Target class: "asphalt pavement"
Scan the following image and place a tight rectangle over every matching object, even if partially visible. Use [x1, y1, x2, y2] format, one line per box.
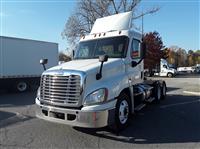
[0, 74, 200, 149]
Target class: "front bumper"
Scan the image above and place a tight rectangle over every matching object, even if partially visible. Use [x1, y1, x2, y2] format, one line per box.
[35, 98, 116, 128]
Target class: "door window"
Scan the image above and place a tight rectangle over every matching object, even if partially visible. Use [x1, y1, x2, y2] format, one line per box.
[163, 65, 167, 69]
[131, 39, 140, 59]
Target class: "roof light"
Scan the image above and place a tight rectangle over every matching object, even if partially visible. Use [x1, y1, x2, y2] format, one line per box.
[99, 33, 101, 37]
[119, 31, 121, 34]
[94, 34, 96, 37]
[103, 33, 106, 36]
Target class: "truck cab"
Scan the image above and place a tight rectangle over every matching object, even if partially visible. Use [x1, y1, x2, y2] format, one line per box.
[155, 59, 177, 77]
[35, 12, 166, 130]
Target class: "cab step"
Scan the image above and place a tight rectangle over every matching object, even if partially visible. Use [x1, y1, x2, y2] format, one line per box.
[145, 97, 155, 103]
[134, 103, 146, 111]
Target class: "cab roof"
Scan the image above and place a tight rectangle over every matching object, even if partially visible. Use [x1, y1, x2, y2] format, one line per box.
[91, 11, 132, 34]
[80, 30, 142, 42]
[80, 11, 142, 42]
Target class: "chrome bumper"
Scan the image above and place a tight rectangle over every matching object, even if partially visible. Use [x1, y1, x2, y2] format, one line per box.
[35, 98, 116, 128]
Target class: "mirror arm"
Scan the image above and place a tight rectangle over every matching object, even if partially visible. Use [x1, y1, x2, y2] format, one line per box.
[42, 64, 46, 71]
[96, 62, 103, 80]
[137, 58, 143, 65]
[132, 57, 144, 68]
[40, 59, 48, 71]
[96, 55, 108, 80]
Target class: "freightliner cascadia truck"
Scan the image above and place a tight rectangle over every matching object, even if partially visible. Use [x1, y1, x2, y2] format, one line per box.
[35, 12, 167, 130]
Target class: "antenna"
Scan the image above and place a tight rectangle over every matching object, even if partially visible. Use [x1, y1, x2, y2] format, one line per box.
[110, 0, 118, 14]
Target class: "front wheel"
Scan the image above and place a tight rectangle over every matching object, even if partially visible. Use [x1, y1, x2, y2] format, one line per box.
[167, 73, 173, 78]
[114, 93, 131, 131]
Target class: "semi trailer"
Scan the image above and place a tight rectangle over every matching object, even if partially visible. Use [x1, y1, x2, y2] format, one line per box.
[0, 36, 58, 92]
[35, 11, 167, 130]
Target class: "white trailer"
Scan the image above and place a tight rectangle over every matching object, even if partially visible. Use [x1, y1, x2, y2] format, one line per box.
[0, 36, 58, 92]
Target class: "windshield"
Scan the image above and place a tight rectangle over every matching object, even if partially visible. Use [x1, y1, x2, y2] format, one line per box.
[74, 36, 129, 59]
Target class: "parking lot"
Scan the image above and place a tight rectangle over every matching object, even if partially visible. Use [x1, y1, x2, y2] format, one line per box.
[0, 74, 200, 149]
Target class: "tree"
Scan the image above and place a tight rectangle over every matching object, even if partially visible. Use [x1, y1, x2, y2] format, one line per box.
[161, 47, 170, 59]
[167, 49, 176, 65]
[143, 31, 164, 70]
[194, 50, 200, 65]
[62, 0, 159, 52]
[59, 52, 72, 62]
[166, 46, 187, 68]
[165, 48, 200, 67]
[176, 48, 187, 67]
[188, 50, 200, 66]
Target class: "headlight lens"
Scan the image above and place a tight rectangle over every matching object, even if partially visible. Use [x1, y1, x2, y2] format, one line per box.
[36, 87, 40, 98]
[84, 88, 108, 105]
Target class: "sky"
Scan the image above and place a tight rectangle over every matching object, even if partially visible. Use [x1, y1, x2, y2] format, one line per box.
[0, 0, 199, 53]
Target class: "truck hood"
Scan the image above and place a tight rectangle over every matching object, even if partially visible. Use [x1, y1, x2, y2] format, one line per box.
[46, 58, 121, 73]
[42, 58, 126, 105]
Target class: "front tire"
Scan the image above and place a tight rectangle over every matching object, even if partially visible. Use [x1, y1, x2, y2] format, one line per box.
[114, 93, 131, 131]
[167, 73, 173, 78]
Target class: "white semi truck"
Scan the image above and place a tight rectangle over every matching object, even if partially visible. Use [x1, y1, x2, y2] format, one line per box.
[154, 59, 177, 77]
[0, 36, 58, 92]
[144, 59, 176, 77]
[35, 12, 167, 130]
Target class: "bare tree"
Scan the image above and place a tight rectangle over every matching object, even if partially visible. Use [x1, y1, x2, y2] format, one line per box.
[62, 0, 159, 52]
[59, 52, 72, 62]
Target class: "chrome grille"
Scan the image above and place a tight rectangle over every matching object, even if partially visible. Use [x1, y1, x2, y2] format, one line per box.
[40, 75, 81, 105]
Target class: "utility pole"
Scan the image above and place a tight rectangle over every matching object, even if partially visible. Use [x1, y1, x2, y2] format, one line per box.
[141, 11, 144, 41]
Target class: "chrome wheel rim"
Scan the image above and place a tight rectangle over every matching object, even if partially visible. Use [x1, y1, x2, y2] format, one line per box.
[119, 100, 129, 124]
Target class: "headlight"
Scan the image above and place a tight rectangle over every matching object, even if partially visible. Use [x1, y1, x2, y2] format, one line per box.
[36, 87, 40, 98]
[84, 88, 108, 105]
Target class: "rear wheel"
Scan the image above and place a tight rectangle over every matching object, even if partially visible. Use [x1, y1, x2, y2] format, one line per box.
[15, 81, 29, 92]
[161, 82, 167, 99]
[114, 93, 131, 131]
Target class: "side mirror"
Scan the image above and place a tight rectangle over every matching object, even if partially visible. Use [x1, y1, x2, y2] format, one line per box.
[140, 42, 146, 59]
[99, 55, 108, 62]
[40, 59, 48, 65]
[40, 59, 48, 70]
[96, 55, 108, 80]
[163, 65, 167, 69]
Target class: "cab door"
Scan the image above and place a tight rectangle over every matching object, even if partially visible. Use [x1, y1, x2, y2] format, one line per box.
[124, 38, 143, 85]
[160, 64, 168, 76]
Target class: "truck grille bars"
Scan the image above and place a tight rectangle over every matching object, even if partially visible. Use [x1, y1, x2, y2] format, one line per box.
[40, 75, 81, 106]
